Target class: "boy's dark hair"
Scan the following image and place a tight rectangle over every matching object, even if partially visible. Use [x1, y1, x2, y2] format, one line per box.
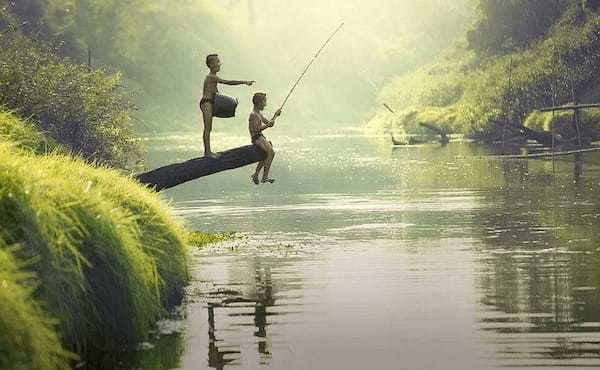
[206, 54, 218, 68]
[253, 92, 267, 105]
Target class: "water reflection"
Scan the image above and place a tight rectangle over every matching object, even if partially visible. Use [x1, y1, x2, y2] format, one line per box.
[474, 154, 600, 367]
[131, 132, 600, 369]
[187, 252, 306, 370]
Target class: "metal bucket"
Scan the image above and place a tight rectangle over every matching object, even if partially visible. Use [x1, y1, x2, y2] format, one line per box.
[213, 92, 238, 118]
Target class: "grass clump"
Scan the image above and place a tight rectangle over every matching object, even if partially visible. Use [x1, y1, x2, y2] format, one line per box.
[0, 129, 189, 360]
[0, 243, 75, 370]
[0, 111, 62, 154]
[187, 231, 231, 248]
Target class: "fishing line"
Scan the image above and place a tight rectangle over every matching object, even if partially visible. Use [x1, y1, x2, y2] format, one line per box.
[278, 22, 345, 111]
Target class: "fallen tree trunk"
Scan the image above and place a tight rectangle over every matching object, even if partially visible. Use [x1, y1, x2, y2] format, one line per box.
[136, 145, 266, 191]
[490, 119, 562, 147]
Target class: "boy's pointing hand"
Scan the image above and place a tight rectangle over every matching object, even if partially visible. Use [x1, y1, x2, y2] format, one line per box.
[246, 80, 256, 86]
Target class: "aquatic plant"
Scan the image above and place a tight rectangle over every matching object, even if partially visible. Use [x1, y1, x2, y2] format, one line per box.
[187, 231, 231, 248]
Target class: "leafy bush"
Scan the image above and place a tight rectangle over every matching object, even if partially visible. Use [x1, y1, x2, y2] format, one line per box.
[0, 28, 141, 168]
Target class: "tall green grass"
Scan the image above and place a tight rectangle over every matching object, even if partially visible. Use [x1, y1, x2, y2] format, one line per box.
[0, 243, 75, 370]
[0, 111, 62, 154]
[0, 112, 193, 364]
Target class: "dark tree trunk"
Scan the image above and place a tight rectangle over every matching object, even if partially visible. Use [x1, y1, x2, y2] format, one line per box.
[136, 145, 266, 191]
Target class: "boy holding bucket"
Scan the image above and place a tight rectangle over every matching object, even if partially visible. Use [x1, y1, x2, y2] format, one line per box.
[200, 54, 255, 158]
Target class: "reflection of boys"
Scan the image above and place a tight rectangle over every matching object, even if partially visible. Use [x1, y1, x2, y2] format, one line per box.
[248, 93, 281, 184]
[199, 54, 255, 158]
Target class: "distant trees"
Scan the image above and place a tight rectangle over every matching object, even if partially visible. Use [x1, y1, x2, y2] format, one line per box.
[467, 0, 572, 55]
[0, 0, 243, 127]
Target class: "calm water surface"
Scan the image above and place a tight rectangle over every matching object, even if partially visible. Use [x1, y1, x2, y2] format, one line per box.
[130, 128, 600, 370]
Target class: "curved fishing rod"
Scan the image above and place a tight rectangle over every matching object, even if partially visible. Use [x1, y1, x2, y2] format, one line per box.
[278, 22, 345, 112]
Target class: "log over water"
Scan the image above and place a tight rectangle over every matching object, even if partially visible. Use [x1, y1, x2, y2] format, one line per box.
[136, 145, 266, 191]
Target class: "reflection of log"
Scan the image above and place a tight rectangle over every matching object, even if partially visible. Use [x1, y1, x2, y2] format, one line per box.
[136, 145, 266, 191]
[491, 119, 562, 147]
[419, 122, 449, 144]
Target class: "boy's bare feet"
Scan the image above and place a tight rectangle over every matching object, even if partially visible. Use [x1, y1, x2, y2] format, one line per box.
[261, 178, 275, 184]
[204, 152, 221, 159]
[251, 174, 260, 185]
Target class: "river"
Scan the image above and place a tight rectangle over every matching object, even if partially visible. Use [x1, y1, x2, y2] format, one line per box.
[126, 128, 600, 370]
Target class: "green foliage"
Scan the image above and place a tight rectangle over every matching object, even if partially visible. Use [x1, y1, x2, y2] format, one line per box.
[370, 6, 600, 139]
[0, 110, 62, 154]
[0, 28, 141, 168]
[0, 120, 188, 357]
[467, 0, 571, 55]
[0, 0, 239, 128]
[1, 0, 476, 130]
[524, 108, 600, 132]
[0, 244, 75, 370]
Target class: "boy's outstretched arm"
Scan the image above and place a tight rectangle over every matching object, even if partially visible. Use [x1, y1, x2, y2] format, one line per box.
[217, 77, 255, 86]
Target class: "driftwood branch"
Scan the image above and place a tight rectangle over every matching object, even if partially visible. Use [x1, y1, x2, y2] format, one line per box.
[490, 119, 561, 147]
[538, 103, 600, 112]
[136, 145, 266, 191]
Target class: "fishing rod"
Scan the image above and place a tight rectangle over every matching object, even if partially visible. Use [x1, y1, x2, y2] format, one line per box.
[278, 22, 345, 111]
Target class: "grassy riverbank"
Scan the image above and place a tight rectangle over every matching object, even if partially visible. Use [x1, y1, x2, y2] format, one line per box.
[0, 112, 219, 369]
[368, 1, 600, 140]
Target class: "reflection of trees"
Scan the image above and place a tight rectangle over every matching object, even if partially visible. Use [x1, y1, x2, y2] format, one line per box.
[472, 155, 600, 362]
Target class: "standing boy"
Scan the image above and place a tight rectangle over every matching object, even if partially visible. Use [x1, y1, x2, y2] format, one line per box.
[249, 92, 281, 184]
[200, 54, 255, 158]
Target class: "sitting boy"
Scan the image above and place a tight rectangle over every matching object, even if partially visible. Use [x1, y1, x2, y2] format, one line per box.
[248, 92, 281, 184]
